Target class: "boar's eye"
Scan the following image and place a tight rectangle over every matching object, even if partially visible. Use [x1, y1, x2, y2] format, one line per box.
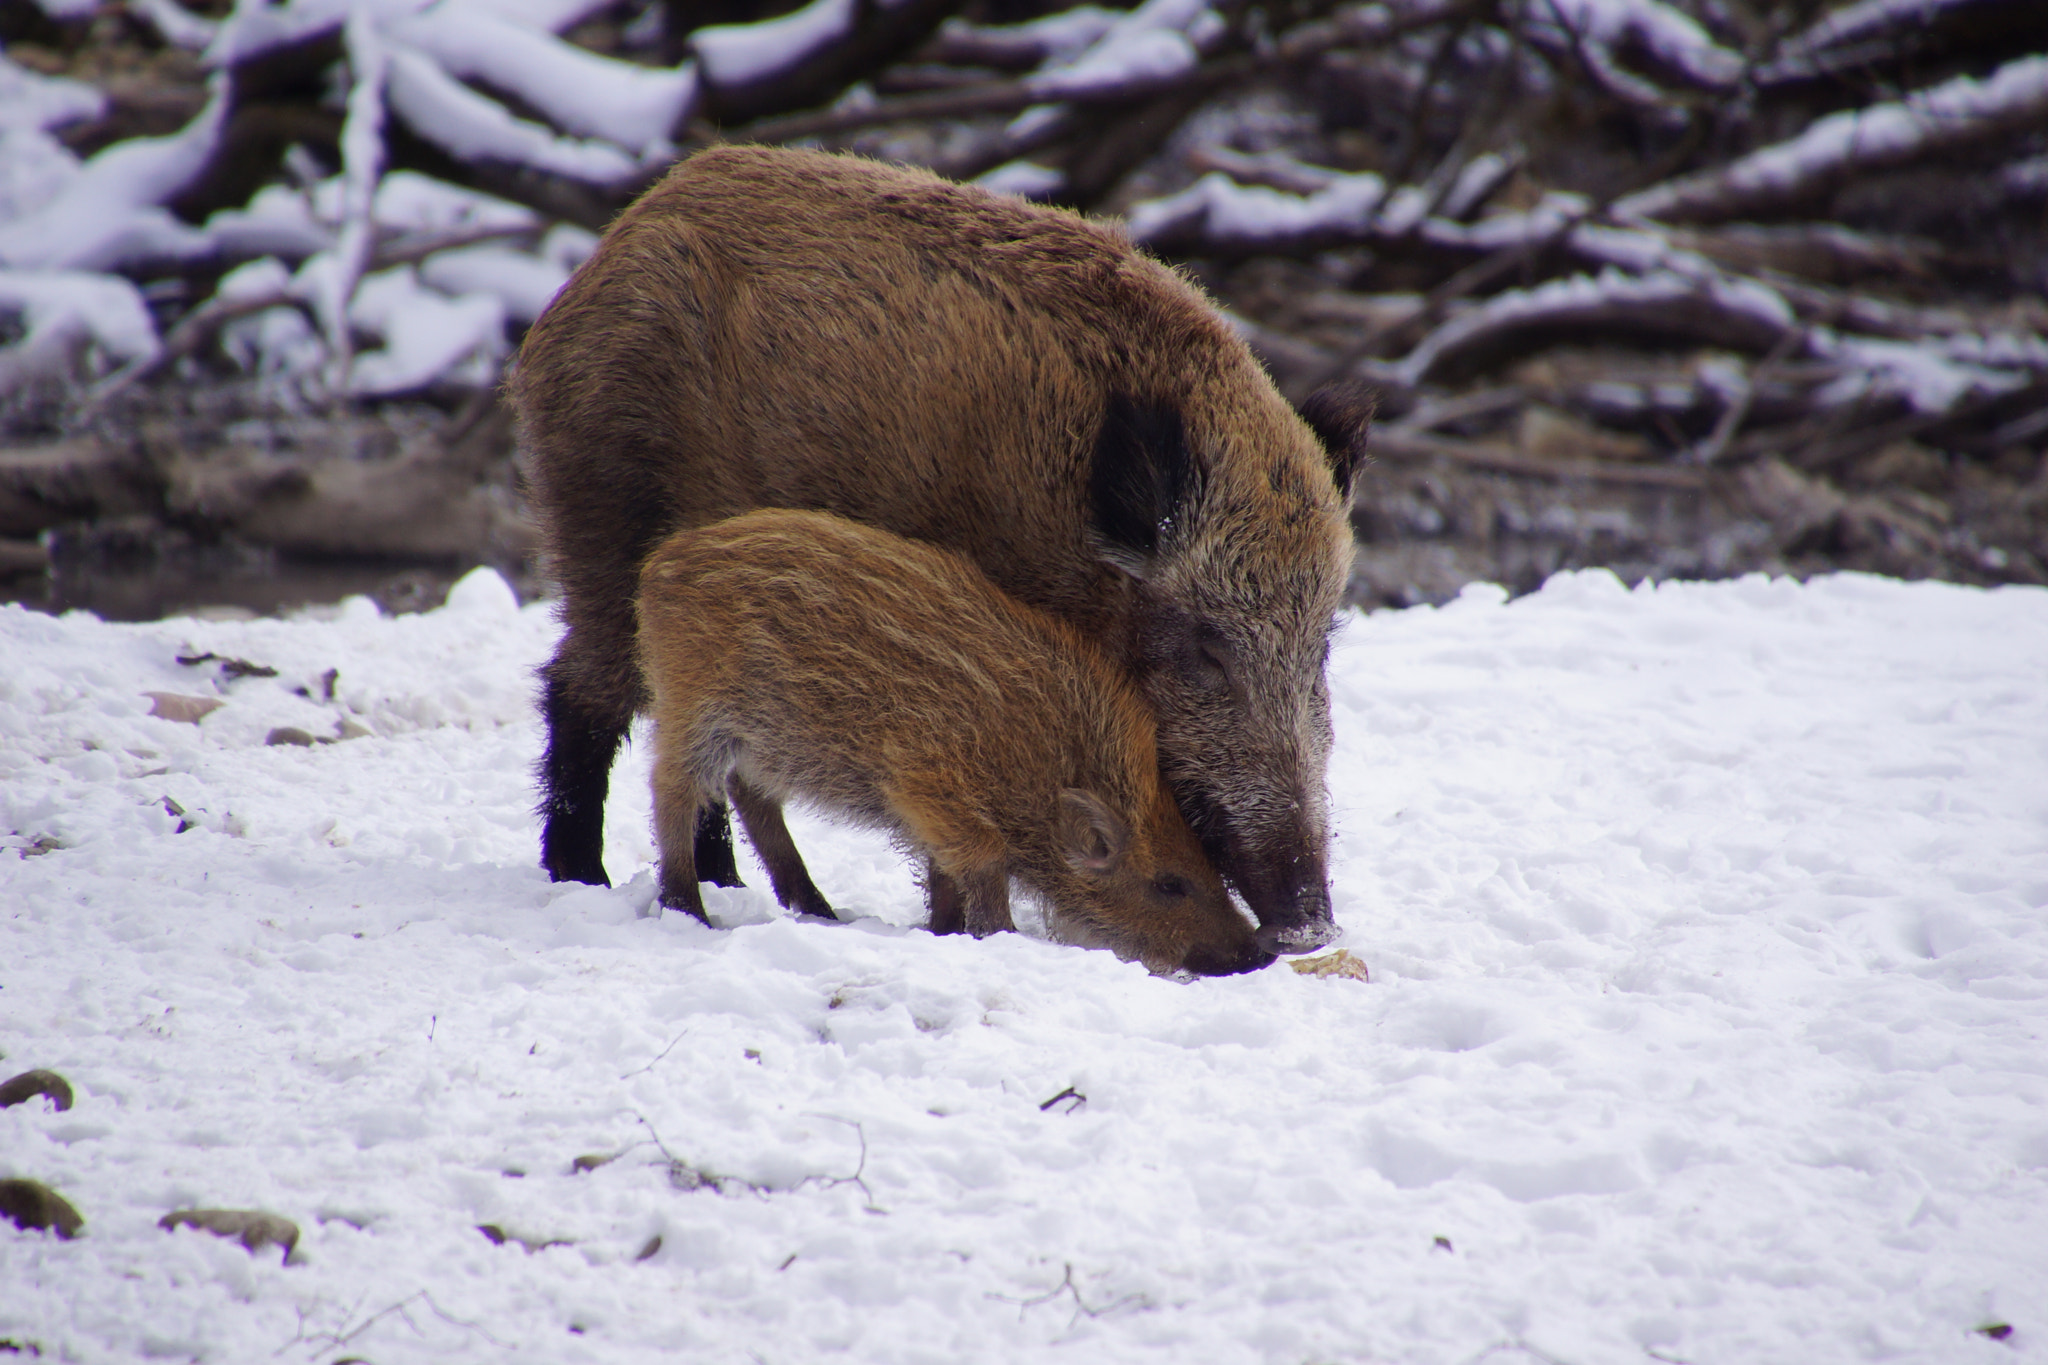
[1151, 875, 1192, 899]
[1183, 626, 1232, 691]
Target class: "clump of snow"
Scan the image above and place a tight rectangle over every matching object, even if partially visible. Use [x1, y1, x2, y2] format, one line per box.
[975, 160, 1066, 200]
[341, 265, 507, 396]
[203, 0, 353, 70]
[1815, 330, 2048, 412]
[214, 258, 324, 382]
[1029, 0, 1220, 98]
[936, 5, 1120, 66]
[2, 571, 2046, 1362]
[0, 269, 158, 388]
[127, 0, 220, 50]
[419, 243, 572, 324]
[691, 0, 854, 88]
[1125, 167, 1388, 244]
[0, 53, 105, 133]
[384, 48, 643, 184]
[394, 8, 695, 155]
[0, 76, 226, 272]
[1532, 0, 1743, 94]
[0, 131, 80, 233]
[354, 170, 539, 237]
[448, 0, 614, 36]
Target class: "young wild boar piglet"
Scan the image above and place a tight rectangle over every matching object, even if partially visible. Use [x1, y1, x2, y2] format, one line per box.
[634, 509, 1270, 978]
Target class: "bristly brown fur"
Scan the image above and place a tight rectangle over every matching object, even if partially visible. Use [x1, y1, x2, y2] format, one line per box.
[636, 510, 1268, 977]
[513, 144, 1367, 953]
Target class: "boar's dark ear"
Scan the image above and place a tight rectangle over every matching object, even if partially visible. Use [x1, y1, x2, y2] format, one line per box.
[1058, 789, 1129, 876]
[1088, 393, 1202, 577]
[1297, 382, 1377, 498]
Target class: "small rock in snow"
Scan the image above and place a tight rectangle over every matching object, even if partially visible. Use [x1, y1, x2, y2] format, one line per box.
[0, 1069, 73, 1111]
[158, 1208, 299, 1259]
[0, 1179, 83, 1239]
[264, 726, 321, 747]
[144, 692, 222, 724]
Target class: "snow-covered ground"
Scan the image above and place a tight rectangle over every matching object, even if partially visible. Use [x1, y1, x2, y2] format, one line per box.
[3, 568, 2046, 1363]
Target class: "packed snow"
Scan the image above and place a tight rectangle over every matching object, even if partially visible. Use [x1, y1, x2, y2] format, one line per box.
[4, 568, 2047, 1363]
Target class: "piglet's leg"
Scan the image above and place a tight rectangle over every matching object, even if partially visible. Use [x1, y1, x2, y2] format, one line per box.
[927, 865, 1009, 936]
[651, 752, 710, 923]
[957, 867, 1014, 937]
[728, 773, 839, 920]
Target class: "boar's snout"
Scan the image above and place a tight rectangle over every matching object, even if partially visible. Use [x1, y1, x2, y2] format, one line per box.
[1184, 795, 1338, 954]
[1231, 846, 1338, 955]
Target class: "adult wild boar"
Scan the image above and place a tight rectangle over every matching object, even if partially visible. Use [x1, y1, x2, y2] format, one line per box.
[637, 509, 1269, 977]
[512, 145, 1372, 954]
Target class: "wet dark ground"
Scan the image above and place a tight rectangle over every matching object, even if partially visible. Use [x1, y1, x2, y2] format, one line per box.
[1, 530, 536, 622]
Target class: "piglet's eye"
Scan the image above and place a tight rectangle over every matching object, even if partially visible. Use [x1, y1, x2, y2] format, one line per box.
[1152, 876, 1192, 899]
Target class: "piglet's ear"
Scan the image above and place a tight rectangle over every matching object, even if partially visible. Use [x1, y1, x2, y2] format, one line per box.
[1297, 381, 1377, 499]
[1058, 788, 1130, 876]
[1088, 393, 1203, 578]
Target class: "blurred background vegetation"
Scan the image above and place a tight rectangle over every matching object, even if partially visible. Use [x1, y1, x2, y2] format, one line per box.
[1, 0, 2044, 619]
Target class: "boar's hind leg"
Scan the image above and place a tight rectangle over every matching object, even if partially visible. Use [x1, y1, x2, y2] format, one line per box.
[650, 750, 711, 923]
[927, 863, 1013, 938]
[727, 774, 839, 921]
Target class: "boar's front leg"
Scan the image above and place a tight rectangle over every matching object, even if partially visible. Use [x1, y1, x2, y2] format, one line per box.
[727, 773, 839, 920]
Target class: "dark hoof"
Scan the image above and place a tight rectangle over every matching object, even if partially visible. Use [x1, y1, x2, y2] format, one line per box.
[544, 856, 611, 887]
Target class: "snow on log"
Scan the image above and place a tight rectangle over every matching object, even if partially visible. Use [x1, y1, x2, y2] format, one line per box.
[1027, 0, 1222, 99]
[196, 184, 337, 264]
[691, 0, 965, 124]
[1759, 0, 2048, 86]
[1816, 329, 2048, 412]
[127, 0, 220, 50]
[383, 47, 644, 184]
[445, 0, 615, 36]
[1392, 268, 1799, 386]
[418, 243, 572, 324]
[0, 52, 106, 131]
[692, 0, 859, 89]
[203, 0, 351, 69]
[1126, 168, 1390, 255]
[1617, 54, 2048, 224]
[0, 76, 226, 272]
[974, 159, 1066, 199]
[0, 269, 159, 391]
[342, 265, 506, 397]
[921, 7, 1122, 71]
[1522, 0, 1742, 104]
[393, 8, 697, 154]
